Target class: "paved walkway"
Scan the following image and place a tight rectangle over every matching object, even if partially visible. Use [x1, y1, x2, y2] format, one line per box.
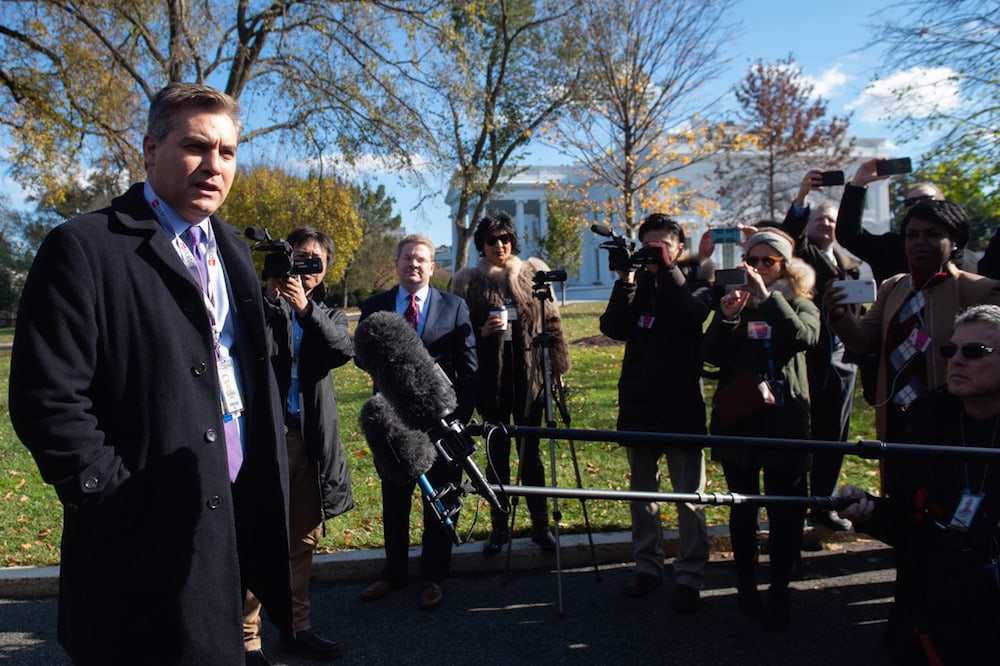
[0, 531, 896, 665]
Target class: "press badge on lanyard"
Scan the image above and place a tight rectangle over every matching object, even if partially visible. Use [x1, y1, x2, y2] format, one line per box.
[217, 356, 244, 416]
[747, 321, 771, 340]
[949, 491, 984, 531]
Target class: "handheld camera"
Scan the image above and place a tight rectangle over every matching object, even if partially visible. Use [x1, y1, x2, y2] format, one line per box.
[591, 224, 651, 271]
[245, 227, 323, 281]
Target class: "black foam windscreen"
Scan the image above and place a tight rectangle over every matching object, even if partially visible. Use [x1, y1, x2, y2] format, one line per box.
[359, 393, 437, 486]
[354, 310, 458, 430]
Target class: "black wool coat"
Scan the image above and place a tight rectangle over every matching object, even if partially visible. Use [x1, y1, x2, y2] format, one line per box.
[9, 183, 293, 665]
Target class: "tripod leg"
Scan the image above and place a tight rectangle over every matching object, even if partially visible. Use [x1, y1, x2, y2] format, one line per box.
[555, 379, 600, 580]
[566, 439, 601, 580]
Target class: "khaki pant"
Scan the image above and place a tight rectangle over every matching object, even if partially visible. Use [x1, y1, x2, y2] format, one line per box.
[244, 427, 322, 649]
[627, 445, 709, 589]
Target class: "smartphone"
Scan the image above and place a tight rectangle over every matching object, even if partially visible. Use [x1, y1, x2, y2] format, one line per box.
[830, 278, 877, 305]
[875, 158, 912, 176]
[710, 227, 742, 244]
[819, 170, 845, 186]
[715, 268, 748, 288]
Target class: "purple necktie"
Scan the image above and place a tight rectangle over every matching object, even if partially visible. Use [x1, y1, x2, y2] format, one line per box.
[183, 225, 209, 294]
[184, 225, 243, 482]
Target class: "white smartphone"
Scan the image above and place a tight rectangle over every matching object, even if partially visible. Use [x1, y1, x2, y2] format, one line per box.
[830, 278, 876, 305]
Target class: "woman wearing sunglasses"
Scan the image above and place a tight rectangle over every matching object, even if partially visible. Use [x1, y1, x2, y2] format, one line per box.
[701, 227, 820, 631]
[837, 304, 1000, 664]
[450, 210, 571, 555]
[826, 200, 1000, 450]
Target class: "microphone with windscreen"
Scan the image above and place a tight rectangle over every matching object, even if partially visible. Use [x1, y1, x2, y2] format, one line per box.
[360, 393, 461, 544]
[355, 311, 506, 518]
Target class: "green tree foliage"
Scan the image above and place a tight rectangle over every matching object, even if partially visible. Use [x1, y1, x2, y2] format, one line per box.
[221, 166, 362, 284]
[336, 182, 403, 306]
[0, 1, 429, 207]
[534, 195, 583, 278]
[411, 0, 586, 269]
[531, 195, 583, 304]
[0, 197, 57, 319]
[553, 0, 737, 235]
[872, 0, 1000, 174]
[716, 55, 853, 223]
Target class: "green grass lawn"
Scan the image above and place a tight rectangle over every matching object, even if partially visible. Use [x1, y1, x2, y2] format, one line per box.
[0, 303, 880, 567]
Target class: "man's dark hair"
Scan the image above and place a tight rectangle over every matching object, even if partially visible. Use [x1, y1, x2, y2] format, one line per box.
[637, 213, 685, 246]
[473, 209, 520, 256]
[288, 226, 335, 265]
[147, 83, 242, 142]
[901, 199, 971, 250]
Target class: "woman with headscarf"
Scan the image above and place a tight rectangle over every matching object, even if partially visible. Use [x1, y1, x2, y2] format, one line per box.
[701, 227, 820, 631]
[450, 210, 571, 555]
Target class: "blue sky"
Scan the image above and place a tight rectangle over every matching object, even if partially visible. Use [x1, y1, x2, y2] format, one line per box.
[3, 1, 957, 246]
[372, 0, 956, 246]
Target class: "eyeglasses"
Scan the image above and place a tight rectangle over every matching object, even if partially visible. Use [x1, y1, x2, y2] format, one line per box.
[744, 255, 782, 269]
[939, 343, 999, 360]
[485, 234, 512, 246]
[904, 195, 934, 209]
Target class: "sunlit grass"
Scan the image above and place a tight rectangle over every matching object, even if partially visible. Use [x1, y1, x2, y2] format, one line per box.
[0, 302, 879, 566]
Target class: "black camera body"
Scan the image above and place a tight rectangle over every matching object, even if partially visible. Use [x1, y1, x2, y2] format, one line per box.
[591, 224, 650, 271]
[245, 227, 324, 281]
[533, 269, 567, 284]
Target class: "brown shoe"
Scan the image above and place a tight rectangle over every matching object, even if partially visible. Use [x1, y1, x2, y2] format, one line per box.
[418, 581, 444, 611]
[359, 579, 399, 602]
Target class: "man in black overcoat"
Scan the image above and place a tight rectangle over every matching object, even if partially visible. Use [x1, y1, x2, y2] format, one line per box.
[8, 83, 293, 665]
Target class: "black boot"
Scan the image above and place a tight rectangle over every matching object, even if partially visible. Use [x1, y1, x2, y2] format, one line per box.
[530, 515, 556, 552]
[764, 586, 790, 632]
[736, 572, 761, 615]
[482, 525, 510, 557]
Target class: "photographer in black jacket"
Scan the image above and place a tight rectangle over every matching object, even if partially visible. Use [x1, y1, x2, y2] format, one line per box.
[599, 214, 714, 613]
[244, 227, 355, 664]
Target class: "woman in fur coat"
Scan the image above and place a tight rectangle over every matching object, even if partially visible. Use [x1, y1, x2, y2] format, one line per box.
[450, 210, 571, 555]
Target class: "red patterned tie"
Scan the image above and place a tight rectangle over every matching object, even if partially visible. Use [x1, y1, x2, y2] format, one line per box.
[405, 292, 419, 328]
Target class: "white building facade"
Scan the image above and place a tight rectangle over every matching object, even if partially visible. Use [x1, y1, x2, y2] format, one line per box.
[446, 138, 893, 300]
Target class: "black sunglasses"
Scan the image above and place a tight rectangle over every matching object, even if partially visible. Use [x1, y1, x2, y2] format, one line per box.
[939, 343, 998, 360]
[485, 234, 512, 246]
[744, 255, 781, 269]
[903, 195, 934, 209]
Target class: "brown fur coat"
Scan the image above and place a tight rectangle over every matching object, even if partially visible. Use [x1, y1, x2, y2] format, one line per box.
[450, 255, 570, 418]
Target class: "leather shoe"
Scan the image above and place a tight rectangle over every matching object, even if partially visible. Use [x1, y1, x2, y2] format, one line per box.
[482, 527, 510, 557]
[418, 581, 444, 611]
[359, 578, 401, 602]
[245, 649, 270, 666]
[280, 628, 341, 661]
[622, 571, 662, 598]
[670, 584, 701, 613]
[531, 524, 557, 552]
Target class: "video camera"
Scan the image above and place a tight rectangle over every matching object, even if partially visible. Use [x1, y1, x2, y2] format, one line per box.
[591, 224, 652, 272]
[245, 227, 323, 281]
